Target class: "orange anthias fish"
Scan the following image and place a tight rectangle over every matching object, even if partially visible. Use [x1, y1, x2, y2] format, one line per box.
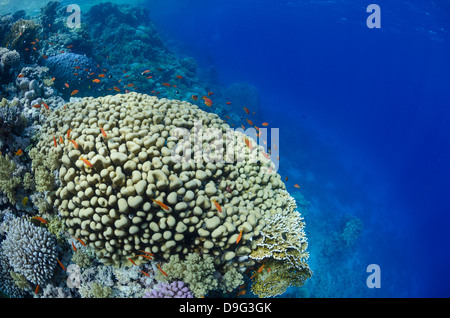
[52, 134, 57, 148]
[72, 241, 77, 252]
[35, 285, 39, 295]
[157, 263, 168, 276]
[56, 258, 66, 271]
[203, 96, 213, 107]
[74, 237, 86, 246]
[262, 122, 269, 126]
[294, 184, 301, 189]
[80, 156, 93, 168]
[226, 102, 231, 105]
[42, 55, 48, 59]
[113, 86, 120, 92]
[246, 119, 253, 126]
[42, 102, 49, 110]
[92, 79, 101, 83]
[98, 74, 105, 78]
[140, 271, 150, 277]
[151, 198, 169, 211]
[162, 83, 171, 87]
[257, 264, 265, 273]
[142, 70, 151, 75]
[100, 126, 107, 138]
[191, 95, 198, 100]
[59, 136, 64, 144]
[175, 75, 183, 79]
[243, 107, 250, 114]
[67, 129, 72, 139]
[128, 258, 138, 266]
[15, 149, 23, 156]
[211, 199, 222, 213]
[237, 290, 246, 296]
[65, 83, 69, 88]
[244, 138, 253, 150]
[69, 139, 78, 149]
[71, 90, 79, 96]
[31, 216, 48, 224]
[236, 229, 243, 244]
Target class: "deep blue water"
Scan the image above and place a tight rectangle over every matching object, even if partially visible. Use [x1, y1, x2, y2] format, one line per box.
[144, 0, 450, 297]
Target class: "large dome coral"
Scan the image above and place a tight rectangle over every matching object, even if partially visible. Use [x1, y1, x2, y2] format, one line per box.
[32, 92, 311, 291]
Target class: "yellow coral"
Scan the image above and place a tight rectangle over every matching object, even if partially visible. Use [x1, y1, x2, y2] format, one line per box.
[249, 189, 312, 297]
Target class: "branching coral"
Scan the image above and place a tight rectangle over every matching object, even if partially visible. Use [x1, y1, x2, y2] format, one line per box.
[1, 217, 58, 285]
[0, 154, 22, 204]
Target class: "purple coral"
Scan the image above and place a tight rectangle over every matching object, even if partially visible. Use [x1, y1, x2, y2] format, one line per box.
[143, 281, 193, 298]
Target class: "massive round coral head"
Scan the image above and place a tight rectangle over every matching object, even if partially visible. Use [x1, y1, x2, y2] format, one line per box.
[33, 92, 308, 277]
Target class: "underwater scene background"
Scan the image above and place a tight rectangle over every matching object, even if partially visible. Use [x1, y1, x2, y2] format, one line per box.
[0, 0, 449, 298]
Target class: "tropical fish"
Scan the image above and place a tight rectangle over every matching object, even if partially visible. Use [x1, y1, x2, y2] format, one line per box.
[243, 107, 250, 114]
[226, 102, 231, 105]
[31, 216, 48, 224]
[113, 86, 120, 92]
[262, 122, 269, 126]
[140, 271, 150, 277]
[211, 199, 222, 213]
[127, 83, 134, 87]
[72, 241, 77, 252]
[237, 290, 246, 296]
[74, 66, 80, 70]
[157, 263, 168, 276]
[208, 91, 213, 96]
[56, 258, 66, 271]
[236, 229, 243, 244]
[244, 138, 253, 150]
[15, 149, 23, 156]
[66, 45, 74, 48]
[51, 77, 56, 81]
[151, 198, 169, 211]
[257, 264, 265, 273]
[100, 126, 107, 138]
[191, 95, 198, 100]
[92, 79, 101, 83]
[98, 74, 105, 78]
[138, 250, 155, 257]
[80, 156, 93, 168]
[162, 83, 171, 87]
[203, 96, 213, 107]
[146, 76, 152, 79]
[52, 134, 57, 148]
[41, 55, 48, 59]
[294, 184, 300, 189]
[138, 254, 153, 260]
[59, 136, 63, 144]
[69, 139, 78, 149]
[246, 119, 253, 126]
[22, 197, 28, 206]
[67, 129, 72, 139]
[74, 237, 86, 246]
[42, 102, 49, 110]
[128, 258, 138, 266]
[18, 74, 25, 78]
[71, 90, 79, 96]
[261, 152, 270, 160]
[142, 70, 151, 75]
[35, 285, 39, 295]
[175, 75, 183, 79]
[285, 177, 288, 182]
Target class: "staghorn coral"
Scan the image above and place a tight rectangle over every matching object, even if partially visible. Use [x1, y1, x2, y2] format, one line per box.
[1, 217, 58, 285]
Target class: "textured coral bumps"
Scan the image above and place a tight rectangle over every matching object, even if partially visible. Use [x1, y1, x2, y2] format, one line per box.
[32, 92, 311, 295]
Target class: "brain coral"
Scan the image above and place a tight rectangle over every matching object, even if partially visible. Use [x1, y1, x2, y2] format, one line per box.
[32, 92, 310, 284]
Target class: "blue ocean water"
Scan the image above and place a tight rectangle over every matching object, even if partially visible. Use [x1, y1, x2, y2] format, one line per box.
[143, 0, 450, 297]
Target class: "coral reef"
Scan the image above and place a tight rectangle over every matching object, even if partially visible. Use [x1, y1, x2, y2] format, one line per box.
[0, 154, 22, 204]
[1, 217, 58, 285]
[143, 280, 193, 298]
